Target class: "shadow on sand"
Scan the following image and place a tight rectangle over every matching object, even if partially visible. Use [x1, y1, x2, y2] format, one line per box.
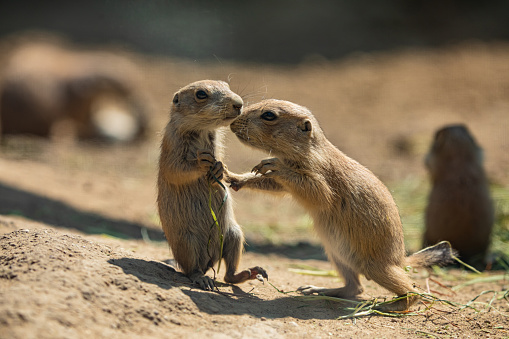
[0, 182, 166, 240]
[109, 257, 351, 320]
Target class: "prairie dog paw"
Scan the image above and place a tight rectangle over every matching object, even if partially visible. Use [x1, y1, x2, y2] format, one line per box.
[224, 171, 250, 191]
[252, 158, 281, 175]
[191, 274, 215, 291]
[197, 149, 215, 171]
[228, 178, 244, 191]
[249, 266, 269, 282]
[297, 285, 321, 295]
[207, 161, 224, 183]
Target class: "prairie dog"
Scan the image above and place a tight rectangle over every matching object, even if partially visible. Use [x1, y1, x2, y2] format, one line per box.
[157, 80, 267, 290]
[228, 99, 454, 311]
[424, 124, 494, 269]
[0, 42, 147, 142]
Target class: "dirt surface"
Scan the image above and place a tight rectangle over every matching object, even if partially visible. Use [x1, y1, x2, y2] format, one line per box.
[1, 217, 508, 339]
[1, 37, 508, 338]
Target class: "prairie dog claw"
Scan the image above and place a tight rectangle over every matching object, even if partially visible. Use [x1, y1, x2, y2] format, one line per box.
[250, 266, 268, 282]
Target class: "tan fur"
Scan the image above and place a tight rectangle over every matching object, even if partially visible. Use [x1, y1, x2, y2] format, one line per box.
[157, 80, 267, 290]
[424, 124, 494, 269]
[228, 99, 454, 311]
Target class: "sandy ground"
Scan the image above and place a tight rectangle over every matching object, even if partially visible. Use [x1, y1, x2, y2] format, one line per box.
[1, 37, 508, 338]
[1, 215, 508, 339]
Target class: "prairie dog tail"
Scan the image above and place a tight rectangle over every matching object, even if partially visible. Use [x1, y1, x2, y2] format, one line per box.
[405, 241, 457, 268]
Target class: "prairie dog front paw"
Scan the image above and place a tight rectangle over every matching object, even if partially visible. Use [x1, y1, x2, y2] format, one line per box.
[197, 149, 216, 172]
[252, 158, 281, 175]
[207, 161, 224, 183]
[229, 179, 244, 192]
[225, 171, 253, 191]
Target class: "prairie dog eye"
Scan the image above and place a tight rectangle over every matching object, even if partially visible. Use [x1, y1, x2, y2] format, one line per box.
[195, 90, 208, 100]
[261, 111, 277, 121]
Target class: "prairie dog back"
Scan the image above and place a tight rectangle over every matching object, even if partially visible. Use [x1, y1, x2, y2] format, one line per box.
[424, 124, 494, 268]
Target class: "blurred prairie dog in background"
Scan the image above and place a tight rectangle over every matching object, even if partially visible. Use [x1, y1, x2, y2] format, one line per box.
[157, 80, 267, 290]
[228, 99, 455, 311]
[0, 41, 148, 142]
[424, 124, 494, 269]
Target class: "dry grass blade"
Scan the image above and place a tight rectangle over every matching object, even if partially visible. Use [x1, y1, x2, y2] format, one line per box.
[295, 291, 484, 319]
[295, 295, 365, 306]
[460, 290, 509, 317]
[453, 256, 482, 274]
[288, 268, 338, 277]
[401, 327, 441, 338]
[267, 281, 296, 294]
[452, 274, 508, 291]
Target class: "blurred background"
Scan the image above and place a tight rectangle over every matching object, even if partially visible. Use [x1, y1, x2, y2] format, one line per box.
[2, 1, 509, 63]
[0, 1, 508, 262]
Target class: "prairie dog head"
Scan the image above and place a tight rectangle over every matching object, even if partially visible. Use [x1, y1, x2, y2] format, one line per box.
[230, 99, 321, 158]
[171, 80, 243, 131]
[425, 124, 484, 175]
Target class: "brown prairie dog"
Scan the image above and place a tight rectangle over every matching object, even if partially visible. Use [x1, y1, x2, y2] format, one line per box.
[0, 41, 147, 142]
[157, 80, 267, 290]
[228, 99, 455, 311]
[424, 124, 494, 269]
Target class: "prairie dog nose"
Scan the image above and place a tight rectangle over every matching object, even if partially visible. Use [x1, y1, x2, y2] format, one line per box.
[232, 95, 243, 114]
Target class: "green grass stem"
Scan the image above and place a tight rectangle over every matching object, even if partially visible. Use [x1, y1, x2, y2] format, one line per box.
[206, 170, 228, 277]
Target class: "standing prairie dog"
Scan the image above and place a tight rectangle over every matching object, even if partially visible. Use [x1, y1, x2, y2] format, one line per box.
[424, 124, 494, 269]
[227, 99, 455, 311]
[157, 80, 267, 290]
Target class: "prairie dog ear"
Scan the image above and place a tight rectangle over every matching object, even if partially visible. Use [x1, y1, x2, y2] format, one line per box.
[298, 119, 312, 133]
[172, 93, 179, 104]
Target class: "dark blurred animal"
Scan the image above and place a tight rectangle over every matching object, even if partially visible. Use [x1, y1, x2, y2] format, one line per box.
[424, 124, 494, 269]
[0, 42, 148, 142]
